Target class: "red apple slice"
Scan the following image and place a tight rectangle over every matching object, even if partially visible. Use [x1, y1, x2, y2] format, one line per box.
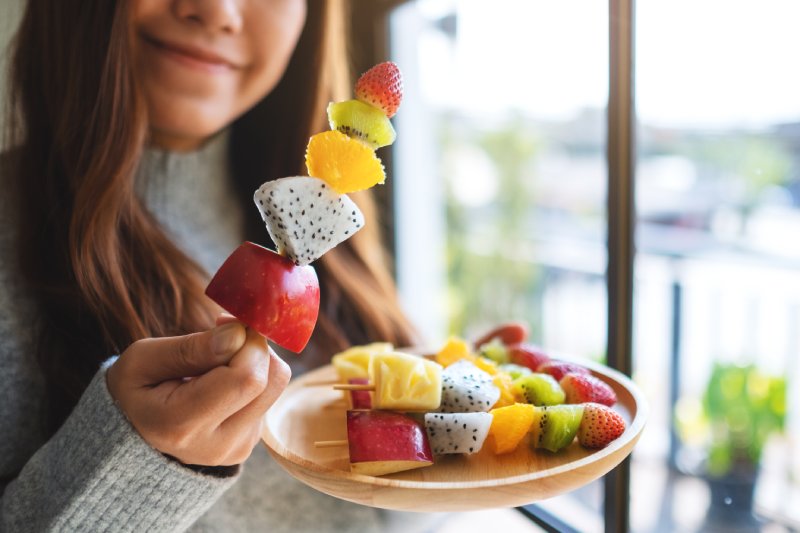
[348, 378, 372, 410]
[346, 410, 433, 476]
[205, 241, 320, 353]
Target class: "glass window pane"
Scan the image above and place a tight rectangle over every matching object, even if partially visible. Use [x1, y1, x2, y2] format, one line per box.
[634, 1, 800, 531]
[391, 0, 608, 529]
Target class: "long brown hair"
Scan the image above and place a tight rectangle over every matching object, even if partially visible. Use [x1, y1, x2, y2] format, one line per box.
[7, 0, 417, 434]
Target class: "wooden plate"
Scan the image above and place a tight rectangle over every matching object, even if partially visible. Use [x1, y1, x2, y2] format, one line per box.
[261, 358, 647, 512]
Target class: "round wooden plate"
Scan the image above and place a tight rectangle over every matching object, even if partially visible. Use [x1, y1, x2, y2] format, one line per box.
[261, 358, 647, 512]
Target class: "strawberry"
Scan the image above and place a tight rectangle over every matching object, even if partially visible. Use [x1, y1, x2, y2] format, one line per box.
[537, 360, 590, 382]
[508, 343, 550, 372]
[577, 403, 626, 449]
[473, 322, 529, 349]
[560, 372, 617, 407]
[355, 61, 403, 118]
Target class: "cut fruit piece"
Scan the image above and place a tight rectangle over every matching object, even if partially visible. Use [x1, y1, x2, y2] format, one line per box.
[508, 343, 551, 372]
[347, 410, 433, 476]
[354, 61, 403, 118]
[254, 176, 364, 266]
[498, 363, 533, 380]
[472, 357, 499, 376]
[472, 322, 529, 349]
[205, 242, 319, 353]
[512, 373, 566, 406]
[560, 372, 617, 407]
[491, 372, 517, 409]
[327, 100, 396, 149]
[530, 404, 585, 453]
[439, 360, 501, 413]
[370, 352, 443, 411]
[305, 130, 386, 194]
[577, 402, 626, 449]
[347, 378, 372, 410]
[425, 412, 493, 455]
[434, 336, 473, 367]
[537, 361, 591, 382]
[478, 338, 510, 365]
[487, 403, 536, 454]
[331, 342, 393, 382]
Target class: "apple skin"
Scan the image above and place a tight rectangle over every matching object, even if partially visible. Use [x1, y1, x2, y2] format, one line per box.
[348, 378, 372, 410]
[508, 343, 551, 372]
[346, 410, 433, 476]
[205, 242, 320, 353]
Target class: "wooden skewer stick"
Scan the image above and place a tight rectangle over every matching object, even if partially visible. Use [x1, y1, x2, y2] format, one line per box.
[333, 383, 375, 391]
[302, 379, 339, 387]
[314, 439, 348, 448]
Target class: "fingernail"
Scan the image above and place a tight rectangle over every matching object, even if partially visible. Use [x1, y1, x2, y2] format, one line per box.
[211, 322, 246, 356]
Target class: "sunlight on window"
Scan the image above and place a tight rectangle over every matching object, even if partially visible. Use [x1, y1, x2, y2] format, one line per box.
[637, 0, 800, 128]
[392, 1, 800, 531]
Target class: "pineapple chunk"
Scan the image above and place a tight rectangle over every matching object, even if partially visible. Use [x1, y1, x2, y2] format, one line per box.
[370, 352, 442, 411]
[332, 343, 394, 382]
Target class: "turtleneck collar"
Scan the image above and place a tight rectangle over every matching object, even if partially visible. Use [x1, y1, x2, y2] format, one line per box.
[134, 130, 245, 276]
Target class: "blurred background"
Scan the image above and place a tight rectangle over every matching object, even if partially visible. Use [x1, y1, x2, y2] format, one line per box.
[2, 0, 797, 531]
[385, 1, 799, 531]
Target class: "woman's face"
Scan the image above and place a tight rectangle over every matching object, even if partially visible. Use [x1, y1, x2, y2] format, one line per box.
[131, 0, 307, 151]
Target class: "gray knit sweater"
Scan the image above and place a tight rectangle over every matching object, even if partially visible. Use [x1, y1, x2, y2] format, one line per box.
[0, 135, 441, 532]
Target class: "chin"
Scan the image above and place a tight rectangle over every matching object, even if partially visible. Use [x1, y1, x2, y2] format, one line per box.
[147, 97, 240, 150]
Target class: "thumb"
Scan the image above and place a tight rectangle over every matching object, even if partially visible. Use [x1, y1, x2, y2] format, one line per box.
[127, 322, 247, 385]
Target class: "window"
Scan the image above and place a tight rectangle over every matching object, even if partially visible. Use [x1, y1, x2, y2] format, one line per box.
[387, 1, 800, 531]
[633, 2, 800, 530]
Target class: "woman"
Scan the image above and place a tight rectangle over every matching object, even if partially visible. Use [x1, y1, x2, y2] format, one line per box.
[1, 0, 430, 531]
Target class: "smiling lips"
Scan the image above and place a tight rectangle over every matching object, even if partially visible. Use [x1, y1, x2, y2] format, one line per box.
[143, 34, 241, 73]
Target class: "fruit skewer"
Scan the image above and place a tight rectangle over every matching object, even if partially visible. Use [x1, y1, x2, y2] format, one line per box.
[205, 62, 404, 353]
[321, 324, 629, 476]
[331, 351, 442, 411]
[315, 411, 435, 477]
[314, 331, 629, 478]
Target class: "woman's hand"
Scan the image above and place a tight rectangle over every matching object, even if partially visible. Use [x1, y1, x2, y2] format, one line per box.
[106, 318, 291, 466]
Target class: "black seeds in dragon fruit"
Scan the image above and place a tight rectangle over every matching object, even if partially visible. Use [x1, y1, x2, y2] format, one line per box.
[254, 176, 365, 266]
[424, 412, 493, 455]
[438, 360, 501, 413]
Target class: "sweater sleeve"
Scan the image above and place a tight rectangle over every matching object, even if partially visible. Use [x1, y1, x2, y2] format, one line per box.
[1, 361, 239, 533]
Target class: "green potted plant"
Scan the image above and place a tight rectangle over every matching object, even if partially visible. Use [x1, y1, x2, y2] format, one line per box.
[678, 362, 787, 530]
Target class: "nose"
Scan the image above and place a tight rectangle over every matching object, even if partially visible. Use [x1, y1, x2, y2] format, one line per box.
[173, 0, 244, 35]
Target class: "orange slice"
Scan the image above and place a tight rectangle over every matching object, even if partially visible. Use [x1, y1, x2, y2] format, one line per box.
[305, 130, 386, 194]
[434, 336, 473, 367]
[473, 356, 499, 376]
[491, 371, 517, 409]
[487, 403, 536, 454]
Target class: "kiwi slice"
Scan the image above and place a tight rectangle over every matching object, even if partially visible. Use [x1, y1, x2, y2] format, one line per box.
[512, 373, 566, 406]
[327, 100, 396, 149]
[530, 404, 584, 452]
[498, 363, 533, 380]
[478, 338, 510, 364]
